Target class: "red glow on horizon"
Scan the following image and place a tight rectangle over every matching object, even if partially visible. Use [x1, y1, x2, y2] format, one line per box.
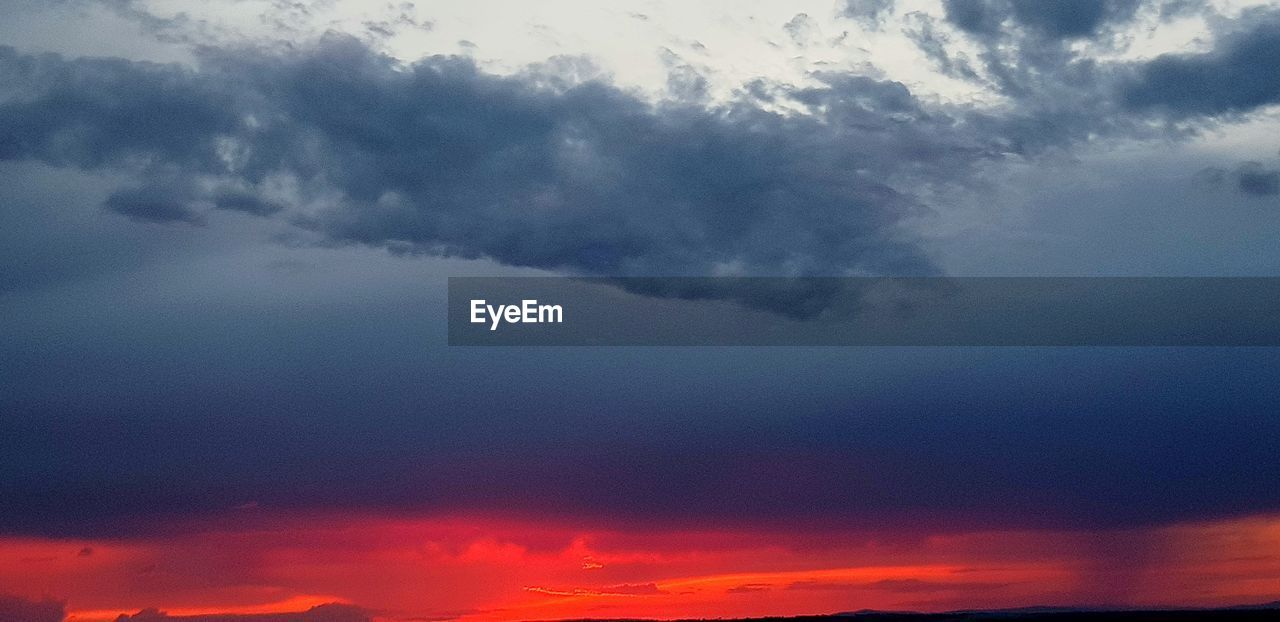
[1, 513, 1277, 622]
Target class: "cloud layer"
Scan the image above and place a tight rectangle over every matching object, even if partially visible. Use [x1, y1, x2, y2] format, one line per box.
[6, 4, 1277, 290]
[1, 36, 989, 277]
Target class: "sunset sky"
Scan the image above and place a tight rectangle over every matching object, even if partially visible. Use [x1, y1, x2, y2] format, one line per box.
[3, 1, 1280, 621]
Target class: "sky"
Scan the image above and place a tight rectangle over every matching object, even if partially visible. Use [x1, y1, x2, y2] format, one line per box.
[2, 0, 1280, 621]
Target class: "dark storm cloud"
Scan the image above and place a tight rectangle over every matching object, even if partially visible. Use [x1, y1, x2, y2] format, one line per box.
[3, 7, 1275, 286]
[0, 35, 1009, 278]
[920, 1, 1148, 104]
[0, 47, 241, 167]
[1009, 0, 1141, 39]
[0, 45, 239, 223]
[942, 0, 1142, 41]
[939, 1, 1157, 100]
[1120, 14, 1280, 117]
[913, 2, 1280, 148]
[253, 40, 952, 276]
[942, 0, 1005, 38]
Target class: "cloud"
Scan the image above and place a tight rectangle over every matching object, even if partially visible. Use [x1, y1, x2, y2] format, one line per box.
[785, 578, 1009, 593]
[926, 0, 1278, 129]
[916, 2, 1280, 150]
[523, 583, 666, 597]
[0, 46, 241, 168]
[0, 35, 993, 279]
[2, 10, 1273, 293]
[102, 182, 205, 224]
[113, 604, 373, 622]
[1235, 162, 1280, 197]
[942, 0, 1005, 38]
[1008, 0, 1141, 39]
[0, 595, 64, 622]
[841, 0, 895, 29]
[904, 13, 981, 82]
[942, 0, 1141, 41]
[784, 13, 819, 45]
[924, 1, 1149, 109]
[1120, 14, 1280, 117]
[1195, 161, 1280, 197]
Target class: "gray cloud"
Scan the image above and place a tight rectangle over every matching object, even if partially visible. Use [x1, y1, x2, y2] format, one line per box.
[2, 3, 1275, 289]
[942, 0, 1005, 38]
[102, 181, 205, 224]
[1235, 162, 1280, 197]
[911, 0, 1280, 163]
[924, 1, 1147, 105]
[1009, 0, 1141, 39]
[943, 0, 1142, 41]
[1120, 14, 1280, 117]
[904, 13, 981, 82]
[2, 5, 1277, 303]
[1193, 159, 1280, 198]
[841, 0, 895, 29]
[1, 35, 1030, 278]
[784, 13, 818, 45]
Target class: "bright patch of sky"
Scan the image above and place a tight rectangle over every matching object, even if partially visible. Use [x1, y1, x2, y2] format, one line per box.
[0, 1, 1238, 106]
[1, 0, 1275, 109]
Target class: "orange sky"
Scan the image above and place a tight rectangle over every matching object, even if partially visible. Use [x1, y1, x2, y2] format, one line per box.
[2, 512, 1278, 622]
